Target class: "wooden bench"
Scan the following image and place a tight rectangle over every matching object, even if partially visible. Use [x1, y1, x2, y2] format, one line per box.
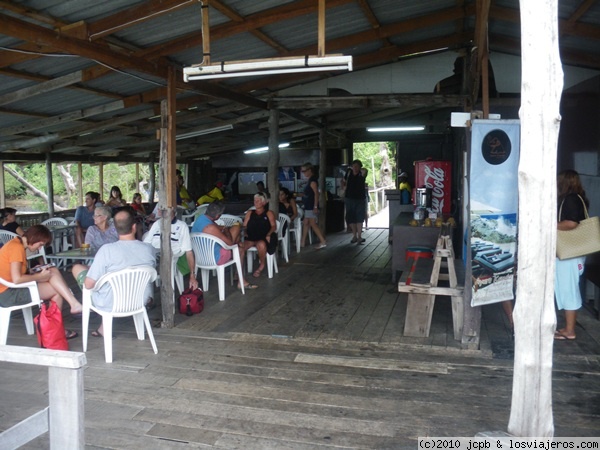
[398, 230, 465, 340]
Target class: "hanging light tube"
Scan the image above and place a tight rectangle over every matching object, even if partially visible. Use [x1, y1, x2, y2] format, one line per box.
[183, 55, 352, 82]
[244, 142, 290, 155]
[367, 126, 425, 132]
[176, 124, 233, 140]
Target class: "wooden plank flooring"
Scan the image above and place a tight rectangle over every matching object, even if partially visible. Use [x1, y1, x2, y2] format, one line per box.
[2, 226, 600, 448]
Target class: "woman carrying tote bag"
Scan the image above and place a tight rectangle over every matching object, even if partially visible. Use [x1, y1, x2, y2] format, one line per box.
[554, 170, 590, 340]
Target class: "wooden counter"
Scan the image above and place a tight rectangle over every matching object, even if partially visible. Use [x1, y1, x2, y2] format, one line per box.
[391, 213, 445, 283]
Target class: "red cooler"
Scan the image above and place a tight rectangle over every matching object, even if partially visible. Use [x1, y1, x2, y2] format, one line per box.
[414, 159, 452, 215]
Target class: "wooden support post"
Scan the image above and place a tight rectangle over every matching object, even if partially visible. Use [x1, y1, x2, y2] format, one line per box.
[317, 0, 326, 57]
[508, 0, 562, 437]
[157, 65, 178, 329]
[0, 346, 86, 450]
[98, 162, 103, 200]
[318, 126, 327, 233]
[45, 151, 54, 217]
[48, 366, 84, 448]
[267, 108, 280, 214]
[77, 162, 82, 206]
[159, 100, 174, 329]
[0, 161, 5, 209]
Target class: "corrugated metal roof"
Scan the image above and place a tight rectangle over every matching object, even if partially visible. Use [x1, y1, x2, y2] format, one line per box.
[0, 0, 598, 162]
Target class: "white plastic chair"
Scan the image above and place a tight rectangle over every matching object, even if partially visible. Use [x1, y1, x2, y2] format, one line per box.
[42, 217, 71, 253]
[0, 277, 41, 345]
[190, 233, 245, 301]
[246, 222, 279, 279]
[289, 207, 303, 254]
[82, 266, 158, 363]
[277, 213, 290, 263]
[0, 230, 18, 246]
[184, 204, 209, 227]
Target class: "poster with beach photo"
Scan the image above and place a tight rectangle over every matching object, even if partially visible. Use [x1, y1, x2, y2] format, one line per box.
[470, 120, 520, 306]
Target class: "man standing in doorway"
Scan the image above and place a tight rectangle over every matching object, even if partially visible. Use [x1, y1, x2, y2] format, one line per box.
[342, 159, 367, 244]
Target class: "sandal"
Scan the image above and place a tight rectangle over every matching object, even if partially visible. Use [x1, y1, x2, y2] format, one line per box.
[253, 267, 264, 278]
[65, 330, 79, 340]
[238, 283, 258, 290]
[91, 329, 103, 338]
[554, 331, 576, 340]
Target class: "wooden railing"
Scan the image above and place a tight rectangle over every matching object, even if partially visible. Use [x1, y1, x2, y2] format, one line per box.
[16, 209, 78, 228]
[367, 184, 395, 215]
[0, 345, 86, 449]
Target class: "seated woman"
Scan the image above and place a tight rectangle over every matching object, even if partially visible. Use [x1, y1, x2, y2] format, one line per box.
[130, 193, 146, 217]
[130, 193, 147, 239]
[105, 186, 127, 210]
[71, 206, 118, 286]
[0, 207, 24, 236]
[85, 205, 118, 251]
[239, 192, 277, 278]
[278, 187, 298, 238]
[0, 225, 82, 339]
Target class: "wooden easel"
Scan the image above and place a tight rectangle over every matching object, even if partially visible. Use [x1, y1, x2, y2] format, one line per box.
[398, 224, 464, 340]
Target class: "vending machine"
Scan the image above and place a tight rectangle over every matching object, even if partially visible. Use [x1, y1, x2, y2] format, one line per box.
[413, 159, 452, 215]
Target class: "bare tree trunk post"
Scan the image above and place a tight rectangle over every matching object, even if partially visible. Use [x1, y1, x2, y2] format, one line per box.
[158, 66, 178, 329]
[268, 108, 280, 215]
[45, 151, 55, 217]
[318, 126, 327, 234]
[508, 0, 563, 437]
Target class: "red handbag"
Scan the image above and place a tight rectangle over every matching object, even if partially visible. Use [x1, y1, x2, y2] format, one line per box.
[34, 300, 69, 350]
[179, 288, 204, 316]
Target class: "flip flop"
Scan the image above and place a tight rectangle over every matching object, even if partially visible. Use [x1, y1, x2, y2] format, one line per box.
[238, 283, 258, 290]
[91, 329, 103, 338]
[554, 331, 576, 340]
[65, 330, 79, 340]
[253, 269, 263, 278]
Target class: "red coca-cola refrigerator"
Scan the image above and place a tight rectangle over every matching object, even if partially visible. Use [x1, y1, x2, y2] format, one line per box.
[413, 159, 452, 215]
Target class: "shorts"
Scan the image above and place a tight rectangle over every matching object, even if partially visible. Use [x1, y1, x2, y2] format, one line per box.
[345, 197, 366, 224]
[304, 209, 318, 220]
[76, 269, 88, 289]
[555, 256, 585, 310]
[0, 287, 32, 307]
[217, 248, 232, 265]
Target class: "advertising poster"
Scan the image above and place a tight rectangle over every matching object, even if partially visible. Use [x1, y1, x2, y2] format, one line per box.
[470, 120, 520, 306]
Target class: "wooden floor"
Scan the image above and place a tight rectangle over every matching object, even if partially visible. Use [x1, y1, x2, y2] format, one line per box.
[2, 227, 600, 448]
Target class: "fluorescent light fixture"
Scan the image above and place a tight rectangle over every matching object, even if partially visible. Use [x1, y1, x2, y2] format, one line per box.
[367, 126, 425, 132]
[184, 55, 352, 82]
[176, 124, 233, 141]
[244, 142, 290, 155]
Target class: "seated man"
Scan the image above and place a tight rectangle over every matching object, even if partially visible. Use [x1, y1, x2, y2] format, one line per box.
[74, 191, 100, 248]
[75, 209, 156, 338]
[191, 201, 255, 290]
[144, 208, 198, 293]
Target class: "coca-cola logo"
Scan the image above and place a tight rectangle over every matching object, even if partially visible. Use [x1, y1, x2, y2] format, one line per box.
[423, 165, 445, 213]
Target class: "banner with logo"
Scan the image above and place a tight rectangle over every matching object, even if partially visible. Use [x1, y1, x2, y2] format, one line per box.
[470, 120, 520, 306]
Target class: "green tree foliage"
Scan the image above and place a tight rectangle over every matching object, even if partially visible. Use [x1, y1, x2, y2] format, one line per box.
[4, 162, 155, 212]
[353, 142, 396, 188]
